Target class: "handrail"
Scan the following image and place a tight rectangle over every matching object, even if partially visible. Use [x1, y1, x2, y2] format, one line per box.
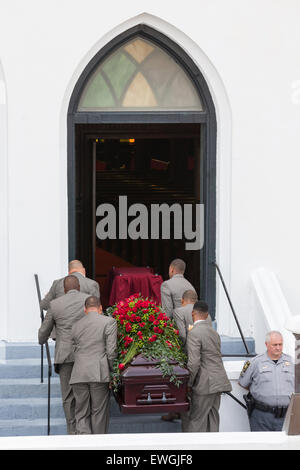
[225, 392, 247, 410]
[34, 274, 52, 436]
[212, 261, 252, 356]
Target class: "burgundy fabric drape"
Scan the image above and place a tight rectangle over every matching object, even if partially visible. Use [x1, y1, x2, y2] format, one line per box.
[108, 267, 163, 305]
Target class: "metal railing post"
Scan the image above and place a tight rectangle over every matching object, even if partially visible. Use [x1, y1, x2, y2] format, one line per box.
[34, 274, 52, 435]
[225, 392, 247, 410]
[212, 261, 250, 356]
[35, 274, 45, 383]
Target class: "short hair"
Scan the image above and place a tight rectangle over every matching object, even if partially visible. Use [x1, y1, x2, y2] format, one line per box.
[63, 275, 80, 291]
[265, 331, 283, 343]
[85, 296, 101, 309]
[182, 290, 198, 303]
[170, 258, 186, 274]
[68, 259, 84, 271]
[193, 300, 209, 315]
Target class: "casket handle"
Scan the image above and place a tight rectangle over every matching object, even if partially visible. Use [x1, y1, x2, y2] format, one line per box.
[137, 392, 176, 405]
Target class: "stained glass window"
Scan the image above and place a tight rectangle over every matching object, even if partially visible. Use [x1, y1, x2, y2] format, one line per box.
[78, 37, 203, 111]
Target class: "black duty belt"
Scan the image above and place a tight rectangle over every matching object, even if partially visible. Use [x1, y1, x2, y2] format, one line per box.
[253, 399, 288, 418]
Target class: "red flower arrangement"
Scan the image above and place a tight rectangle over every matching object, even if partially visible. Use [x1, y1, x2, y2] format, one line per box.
[106, 293, 187, 390]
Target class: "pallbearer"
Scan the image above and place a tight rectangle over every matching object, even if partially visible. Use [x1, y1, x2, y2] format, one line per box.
[38, 275, 89, 434]
[40, 260, 100, 311]
[160, 259, 196, 319]
[184, 301, 232, 432]
[70, 296, 117, 434]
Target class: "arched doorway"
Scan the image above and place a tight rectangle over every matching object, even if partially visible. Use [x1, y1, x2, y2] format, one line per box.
[67, 24, 216, 316]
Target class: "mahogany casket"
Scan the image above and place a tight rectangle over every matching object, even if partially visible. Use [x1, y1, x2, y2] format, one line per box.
[115, 354, 190, 414]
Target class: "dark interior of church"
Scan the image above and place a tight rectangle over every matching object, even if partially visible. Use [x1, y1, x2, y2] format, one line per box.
[75, 123, 202, 308]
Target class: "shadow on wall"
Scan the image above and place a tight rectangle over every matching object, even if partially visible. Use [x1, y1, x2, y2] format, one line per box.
[251, 267, 295, 357]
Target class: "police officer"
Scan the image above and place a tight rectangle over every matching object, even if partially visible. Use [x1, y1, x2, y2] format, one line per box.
[239, 330, 294, 431]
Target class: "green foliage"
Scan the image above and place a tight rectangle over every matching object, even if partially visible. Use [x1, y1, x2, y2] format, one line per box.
[105, 294, 187, 392]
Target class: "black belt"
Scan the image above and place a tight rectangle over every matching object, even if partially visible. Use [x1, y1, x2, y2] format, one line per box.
[253, 399, 288, 418]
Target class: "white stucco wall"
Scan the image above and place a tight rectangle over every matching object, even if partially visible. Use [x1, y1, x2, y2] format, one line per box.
[0, 0, 299, 341]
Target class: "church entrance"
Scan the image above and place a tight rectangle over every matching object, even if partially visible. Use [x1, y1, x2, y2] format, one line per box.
[75, 123, 202, 308]
[68, 25, 216, 315]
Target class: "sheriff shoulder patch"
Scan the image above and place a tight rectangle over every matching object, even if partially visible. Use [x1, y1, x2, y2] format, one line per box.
[240, 360, 251, 376]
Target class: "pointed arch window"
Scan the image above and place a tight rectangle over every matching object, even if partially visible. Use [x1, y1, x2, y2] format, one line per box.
[77, 37, 203, 111]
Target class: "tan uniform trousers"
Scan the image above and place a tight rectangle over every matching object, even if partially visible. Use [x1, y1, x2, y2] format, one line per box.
[72, 382, 110, 434]
[57, 362, 76, 435]
[183, 392, 221, 432]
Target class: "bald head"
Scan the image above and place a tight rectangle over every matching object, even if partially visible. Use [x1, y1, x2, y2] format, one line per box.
[68, 260, 85, 276]
[64, 275, 80, 293]
[84, 296, 102, 315]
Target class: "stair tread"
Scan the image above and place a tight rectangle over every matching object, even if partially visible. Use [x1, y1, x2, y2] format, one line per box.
[0, 359, 53, 365]
[0, 397, 63, 405]
[0, 377, 60, 385]
[0, 418, 66, 426]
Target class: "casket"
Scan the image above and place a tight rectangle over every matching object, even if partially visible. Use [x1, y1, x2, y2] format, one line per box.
[116, 354, 190, 414]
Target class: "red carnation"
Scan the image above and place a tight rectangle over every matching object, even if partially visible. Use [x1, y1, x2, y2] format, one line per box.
[137, 331, 143, 340]
[119, 363, 125, 371]
[148, 335, 157, 343]
[153, 327, 163, 334]
[149, 315, 156, 322]
[125, 323, 132, 332]
[153, 320, 159, 326]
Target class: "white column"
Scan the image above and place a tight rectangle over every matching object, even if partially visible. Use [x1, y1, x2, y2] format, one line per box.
[0, 64, 8, 341]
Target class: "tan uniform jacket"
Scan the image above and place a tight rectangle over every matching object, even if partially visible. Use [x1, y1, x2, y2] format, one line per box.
[187, 321, 232, 395]
[160, 274, 196, 319]
[40, 271, 100, 311]
[70, 312, 117, 384]
[173, 304, 212, 346]
[38, 289, 89, 365]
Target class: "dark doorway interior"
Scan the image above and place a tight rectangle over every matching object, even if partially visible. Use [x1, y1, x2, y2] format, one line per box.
[75, 123, 203, 309]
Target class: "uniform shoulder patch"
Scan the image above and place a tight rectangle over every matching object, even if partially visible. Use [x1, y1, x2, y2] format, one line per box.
[240, 360, 251, 376]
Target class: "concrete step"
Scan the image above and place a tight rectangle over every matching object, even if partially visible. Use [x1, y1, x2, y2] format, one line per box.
[0, 414, 181, 437]
[1, 337, 256, 361]
[0, 378, 61, 399]
[0, 359, 59, 379]
[0, 418, 67, 437]
[0, 397, 64, 420]
[0, 395, 119, 417]
[0, 342, 55, 361]
[220, 336, 255, 356]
